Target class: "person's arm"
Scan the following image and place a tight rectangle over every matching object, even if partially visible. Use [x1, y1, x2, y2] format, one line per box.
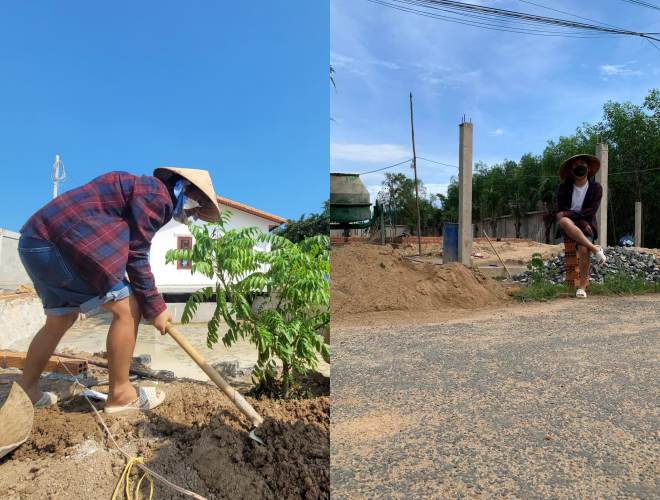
[556, 183, 576, 219]
[125, 189, 171, 320]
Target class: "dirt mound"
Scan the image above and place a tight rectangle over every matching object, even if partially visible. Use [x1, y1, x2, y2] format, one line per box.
[472, 238, 562, 265]
[1, 381, 329, 499]
[331, 243, 507, 319]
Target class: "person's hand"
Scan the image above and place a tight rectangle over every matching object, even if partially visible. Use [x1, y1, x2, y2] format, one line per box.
[152, 309, 172, 335]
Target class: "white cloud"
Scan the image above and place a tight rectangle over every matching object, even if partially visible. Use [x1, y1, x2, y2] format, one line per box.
[331, 143, 411, 163]
[330, 51, 354, 69]
[600, 63, 642, 77]
[490, 128, 504, 136]
[330, 51, 401, 76]
[370, 58, 401, 70]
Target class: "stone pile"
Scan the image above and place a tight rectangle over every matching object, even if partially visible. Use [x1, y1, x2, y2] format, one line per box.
[512, 247, 660, 284]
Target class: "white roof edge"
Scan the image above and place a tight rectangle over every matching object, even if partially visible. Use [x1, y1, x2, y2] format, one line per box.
[0, 228, 21, 239]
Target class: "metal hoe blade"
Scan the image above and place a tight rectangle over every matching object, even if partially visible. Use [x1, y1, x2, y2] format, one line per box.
[249, 427, 265, 446]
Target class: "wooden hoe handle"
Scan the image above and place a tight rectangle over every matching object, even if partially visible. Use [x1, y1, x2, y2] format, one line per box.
[165, 324, 264, 428]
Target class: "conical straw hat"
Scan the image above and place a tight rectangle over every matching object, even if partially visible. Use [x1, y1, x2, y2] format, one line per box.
[559, 154, 600, 181]
[153, 167, 221, 222]
[0, 382, 34, 459]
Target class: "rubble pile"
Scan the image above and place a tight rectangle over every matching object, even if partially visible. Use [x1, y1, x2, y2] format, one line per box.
[512, 247, 660, 284]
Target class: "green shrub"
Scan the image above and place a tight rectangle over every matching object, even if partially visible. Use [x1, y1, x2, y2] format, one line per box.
[588, 272, 659, 296]
[166, 212, 330, 397]
[514, 257, 658, 302]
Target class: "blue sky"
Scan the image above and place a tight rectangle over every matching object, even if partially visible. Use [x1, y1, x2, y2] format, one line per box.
[0, 1, 328, 231]
[331, 0, 660, 201]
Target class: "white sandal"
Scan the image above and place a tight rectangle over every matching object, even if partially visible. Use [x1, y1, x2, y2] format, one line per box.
[594, 247, 606, 265]
[104, 386, 165, 414]
[34, 391, 58, 408]
[576, 288, 587, 299]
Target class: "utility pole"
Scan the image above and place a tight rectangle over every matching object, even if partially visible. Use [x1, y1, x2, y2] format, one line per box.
[458, 119, 473, 266]
[635, 201, 642, 247]
[409, 92, 422, 256]
[52, 154, 65, 199]
[595, 143, 608, 247]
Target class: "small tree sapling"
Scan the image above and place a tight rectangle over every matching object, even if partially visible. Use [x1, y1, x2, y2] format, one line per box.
[165, 212, 330, 397]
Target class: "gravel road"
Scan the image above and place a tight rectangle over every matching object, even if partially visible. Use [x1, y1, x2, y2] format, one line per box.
[331, 295, 659, 498]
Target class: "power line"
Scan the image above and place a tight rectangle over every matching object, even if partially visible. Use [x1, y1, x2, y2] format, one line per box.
[367, 0, 660, 42]
[646, 38, 660, 53]
[367, 0, 621, 38]
[417, 156, 458, 168]
[355, 158, 659, 178]
[619, 0, 660, 11]
[609, 166, 660, 175]
[355, 155, 459, 176]
[469, 166, 660, 179]
[358, 158, 412, 175]
[513, 0, 626, 31]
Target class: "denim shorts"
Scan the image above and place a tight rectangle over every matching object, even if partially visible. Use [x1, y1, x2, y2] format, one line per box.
[18, 235, 131, 316]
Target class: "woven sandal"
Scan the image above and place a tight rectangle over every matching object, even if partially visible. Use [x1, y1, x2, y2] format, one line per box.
[594, 247, 607, 265]
[576, 288, 587, 299]
[34, 391, 58, 409]
[104, 386, 165, 414]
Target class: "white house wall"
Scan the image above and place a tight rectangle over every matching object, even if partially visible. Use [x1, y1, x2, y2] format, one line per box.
[150, 206, 277, 293]
[0, 228, 32, 289]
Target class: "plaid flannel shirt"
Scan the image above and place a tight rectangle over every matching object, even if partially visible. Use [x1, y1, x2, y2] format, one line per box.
[21, 171, 173, 319]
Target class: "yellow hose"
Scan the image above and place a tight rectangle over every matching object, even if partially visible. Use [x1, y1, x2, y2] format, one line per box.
[111, 456, 154, 500]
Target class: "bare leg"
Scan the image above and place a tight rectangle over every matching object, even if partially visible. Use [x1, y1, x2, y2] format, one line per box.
[103, 294, 141, 407]
[578, 245, 590, 290]
[19, 312, 79, 403]
[558, 217, 599, 253]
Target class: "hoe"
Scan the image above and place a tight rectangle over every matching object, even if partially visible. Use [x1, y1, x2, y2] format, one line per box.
[0, 323, 265, 459]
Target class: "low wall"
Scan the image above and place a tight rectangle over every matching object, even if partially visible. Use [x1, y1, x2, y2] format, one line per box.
[0, 297, 45, 349]
[167, 302, 217, 323]
[330, 225, 411, 239]
[0, 228, 32, 290]
[331, 236, 444, 245]
[475, 211, 558, 244]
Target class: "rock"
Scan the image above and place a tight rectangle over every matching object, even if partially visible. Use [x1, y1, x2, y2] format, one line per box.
[512, 246, 659, 285]
[212, 360, 240, 378]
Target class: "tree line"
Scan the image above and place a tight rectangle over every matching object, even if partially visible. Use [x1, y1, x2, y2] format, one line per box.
[378, 89, 660, 247]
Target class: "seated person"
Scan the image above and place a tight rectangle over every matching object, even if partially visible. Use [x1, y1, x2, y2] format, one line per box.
[555, 154, 607, 298]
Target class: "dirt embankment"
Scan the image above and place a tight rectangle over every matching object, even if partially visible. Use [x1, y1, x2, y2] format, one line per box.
[472, 238, 562, 265]
[331, 243, 508, 322]
[0, 381, 329, 499]
[395, 238, 562, 264]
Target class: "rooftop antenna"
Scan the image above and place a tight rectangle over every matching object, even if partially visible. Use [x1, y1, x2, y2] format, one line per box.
[52, 154, 66, 199]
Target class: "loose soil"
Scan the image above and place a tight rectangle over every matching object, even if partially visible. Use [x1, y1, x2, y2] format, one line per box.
[397, 238, 563, 265]
[471, 238, 562, 265]
[0, 379, 329, 499]
[331, 243, 508, 323]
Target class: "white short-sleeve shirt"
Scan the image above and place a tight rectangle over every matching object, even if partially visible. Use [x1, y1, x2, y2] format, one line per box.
[570, 183, 588, 212]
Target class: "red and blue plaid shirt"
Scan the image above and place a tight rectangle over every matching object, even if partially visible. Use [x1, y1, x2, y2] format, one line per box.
[21, 171, 173, 319]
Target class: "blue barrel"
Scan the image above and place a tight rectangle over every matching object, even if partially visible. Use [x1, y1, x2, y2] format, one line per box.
[443, 223, 459, 263]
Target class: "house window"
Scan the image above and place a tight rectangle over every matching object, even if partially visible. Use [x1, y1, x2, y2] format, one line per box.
[176, 236, 193, 270]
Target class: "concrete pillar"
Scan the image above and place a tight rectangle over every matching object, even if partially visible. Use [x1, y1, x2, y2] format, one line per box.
[595, 143, 608, 247]
[458, 121, 473, 266]
[635, 201, 642, 247]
